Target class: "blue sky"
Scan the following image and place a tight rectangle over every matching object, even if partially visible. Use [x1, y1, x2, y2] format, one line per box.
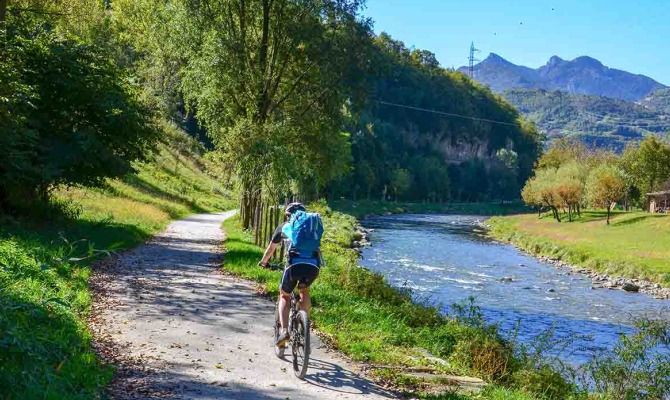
[363, 0, 670, 85]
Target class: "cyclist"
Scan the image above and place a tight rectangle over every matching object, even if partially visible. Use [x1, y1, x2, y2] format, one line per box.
[258, 202, 322, 348]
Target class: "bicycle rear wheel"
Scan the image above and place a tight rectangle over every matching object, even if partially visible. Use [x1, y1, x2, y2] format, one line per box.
[291, 310, 310, 379]
[273, 303, 285, 358]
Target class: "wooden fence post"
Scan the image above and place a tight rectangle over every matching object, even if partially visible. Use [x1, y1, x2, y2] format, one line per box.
[254, 201, 261, 246]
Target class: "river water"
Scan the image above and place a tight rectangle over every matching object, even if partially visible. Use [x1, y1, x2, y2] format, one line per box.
[359, 214, 670, 364]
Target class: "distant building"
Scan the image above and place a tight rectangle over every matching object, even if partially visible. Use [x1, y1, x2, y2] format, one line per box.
[647, 190, 670, 213]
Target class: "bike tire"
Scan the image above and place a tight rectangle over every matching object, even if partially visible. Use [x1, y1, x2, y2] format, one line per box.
[273, 304, 285, 359]
[291, 310, 310, 379]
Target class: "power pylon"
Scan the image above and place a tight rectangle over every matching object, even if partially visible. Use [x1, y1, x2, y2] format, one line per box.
[468, 42, 480, 79]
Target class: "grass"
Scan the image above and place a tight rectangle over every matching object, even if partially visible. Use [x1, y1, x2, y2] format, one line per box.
[0, 125, 235, 399]
[487, 210, 670, 286]
[221, 202, 579, 400]
[331, 199, 531, 219]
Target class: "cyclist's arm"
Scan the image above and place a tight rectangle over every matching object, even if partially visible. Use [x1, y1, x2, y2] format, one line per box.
[259, 224, 285, 267]
[259, 241, 279, 266]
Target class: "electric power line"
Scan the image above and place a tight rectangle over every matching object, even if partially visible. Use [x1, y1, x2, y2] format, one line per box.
[376, 100, 520, 127]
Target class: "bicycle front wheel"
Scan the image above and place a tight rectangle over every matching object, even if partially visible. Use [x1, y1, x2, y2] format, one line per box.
[291, 310, 310, 379]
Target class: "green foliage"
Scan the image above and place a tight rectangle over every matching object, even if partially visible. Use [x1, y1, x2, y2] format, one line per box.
[511, 366, 576, 400]
[390, 168, 412, 199]
[586, 165, 627, 224]
[172, 0, 371, 202]
[331, 34, 542, 202]
[584, 319, 670, 400]
[0, 9, 158, 210]
[620, 136, 670, 199]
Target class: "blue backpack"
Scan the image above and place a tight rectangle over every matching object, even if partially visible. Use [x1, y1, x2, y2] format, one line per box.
[282, 210, 324, 264]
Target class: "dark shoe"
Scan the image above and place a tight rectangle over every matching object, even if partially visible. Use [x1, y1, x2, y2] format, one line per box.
[275, 331, 289, 347]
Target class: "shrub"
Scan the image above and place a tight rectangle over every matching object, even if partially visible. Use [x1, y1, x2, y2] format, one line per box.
[0, 14, 158, 211]
[512, 366, 577, 400]
[449, 332, 515, 382]
[584, 319, 670, 399]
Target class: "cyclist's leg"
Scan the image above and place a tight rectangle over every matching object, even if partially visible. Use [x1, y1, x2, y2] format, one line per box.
[279, 266, 298, 333]
[278, 291, 291, 333]
[298, 285, 311, 314]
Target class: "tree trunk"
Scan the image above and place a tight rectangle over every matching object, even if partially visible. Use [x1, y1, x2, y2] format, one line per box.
[255, 0, 272, 121]
[567, 205, 572, 222]
[0, 0, 7, 23]
[606, 206, 611, 225]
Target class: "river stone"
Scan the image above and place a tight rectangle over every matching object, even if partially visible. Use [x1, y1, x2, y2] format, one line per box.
[499, 276, 513, 282]
[622, 282, 640, 292]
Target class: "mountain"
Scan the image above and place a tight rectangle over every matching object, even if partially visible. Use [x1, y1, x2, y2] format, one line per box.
[503, 88, 670, 151]
[459, 54, 667, 101]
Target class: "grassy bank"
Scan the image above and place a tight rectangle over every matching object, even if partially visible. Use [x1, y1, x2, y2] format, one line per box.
[0, 126, 233, 399]
[331, 200, 530, 219]
[488, 211, 670, 286]
[222, 202, 579, 400]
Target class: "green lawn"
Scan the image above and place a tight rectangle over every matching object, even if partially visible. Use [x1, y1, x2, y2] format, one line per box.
[488, 211, 670, 286]
[0, 127, 234, 399]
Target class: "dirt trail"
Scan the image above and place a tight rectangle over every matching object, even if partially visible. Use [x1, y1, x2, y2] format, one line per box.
[90, 211, 395, 400]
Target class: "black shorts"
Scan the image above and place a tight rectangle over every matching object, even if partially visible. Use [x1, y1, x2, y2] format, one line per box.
[280, 263, 319, 293]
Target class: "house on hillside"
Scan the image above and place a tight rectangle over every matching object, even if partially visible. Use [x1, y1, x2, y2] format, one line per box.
[647, 190, 670, 213]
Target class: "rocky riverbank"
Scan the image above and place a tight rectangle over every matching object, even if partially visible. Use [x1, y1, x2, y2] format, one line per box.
[352, 225, 373, 251]
[536, 255, 670, 300]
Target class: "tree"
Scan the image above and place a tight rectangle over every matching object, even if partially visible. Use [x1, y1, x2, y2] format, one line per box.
[327, 33, 542, 203]
[536, 137, 588, 170]
[587, 165, 627, 225]
[620, 136, 670, 202]
[555, 162, 584, 221]
[390, 168, 411, 201]
[0, 9, 157, 210]
[174, 0, 372, 227]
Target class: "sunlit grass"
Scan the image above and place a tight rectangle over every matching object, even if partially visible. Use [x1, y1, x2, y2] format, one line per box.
[488, 211, 670, 286]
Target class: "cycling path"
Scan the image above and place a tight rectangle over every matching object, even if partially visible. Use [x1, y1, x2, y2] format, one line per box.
[89, 211, 396, 400]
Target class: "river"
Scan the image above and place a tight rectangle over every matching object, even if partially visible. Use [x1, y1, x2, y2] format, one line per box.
[359, 214, 670, 364]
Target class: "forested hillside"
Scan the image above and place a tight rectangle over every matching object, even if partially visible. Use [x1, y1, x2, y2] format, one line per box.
[504, 88, 670, 151]
[641, 88, 670, 114]
[329, 35, 542, 202]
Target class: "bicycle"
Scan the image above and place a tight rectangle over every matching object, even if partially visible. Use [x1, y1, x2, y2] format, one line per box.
[267, 262, 311, 379]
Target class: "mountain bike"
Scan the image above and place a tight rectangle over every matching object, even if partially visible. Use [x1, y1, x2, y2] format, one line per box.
[268, 263, 311, 379]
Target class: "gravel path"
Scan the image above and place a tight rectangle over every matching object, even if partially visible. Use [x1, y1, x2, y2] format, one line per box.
[90, 211, 395, 400]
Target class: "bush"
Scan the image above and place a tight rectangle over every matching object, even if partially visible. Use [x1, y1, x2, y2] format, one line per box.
[0, 14, 158, 211]
[512, 366, 576, 400]
[449, 332, 515, 382]
[584, 319, 670, 399]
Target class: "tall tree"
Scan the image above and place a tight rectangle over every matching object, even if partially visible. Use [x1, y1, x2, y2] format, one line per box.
[177, 0, 371, 227]
[620, 136, 670, 199]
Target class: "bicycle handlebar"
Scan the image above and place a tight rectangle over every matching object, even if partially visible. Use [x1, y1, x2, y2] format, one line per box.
[265, 262, 284, 271]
